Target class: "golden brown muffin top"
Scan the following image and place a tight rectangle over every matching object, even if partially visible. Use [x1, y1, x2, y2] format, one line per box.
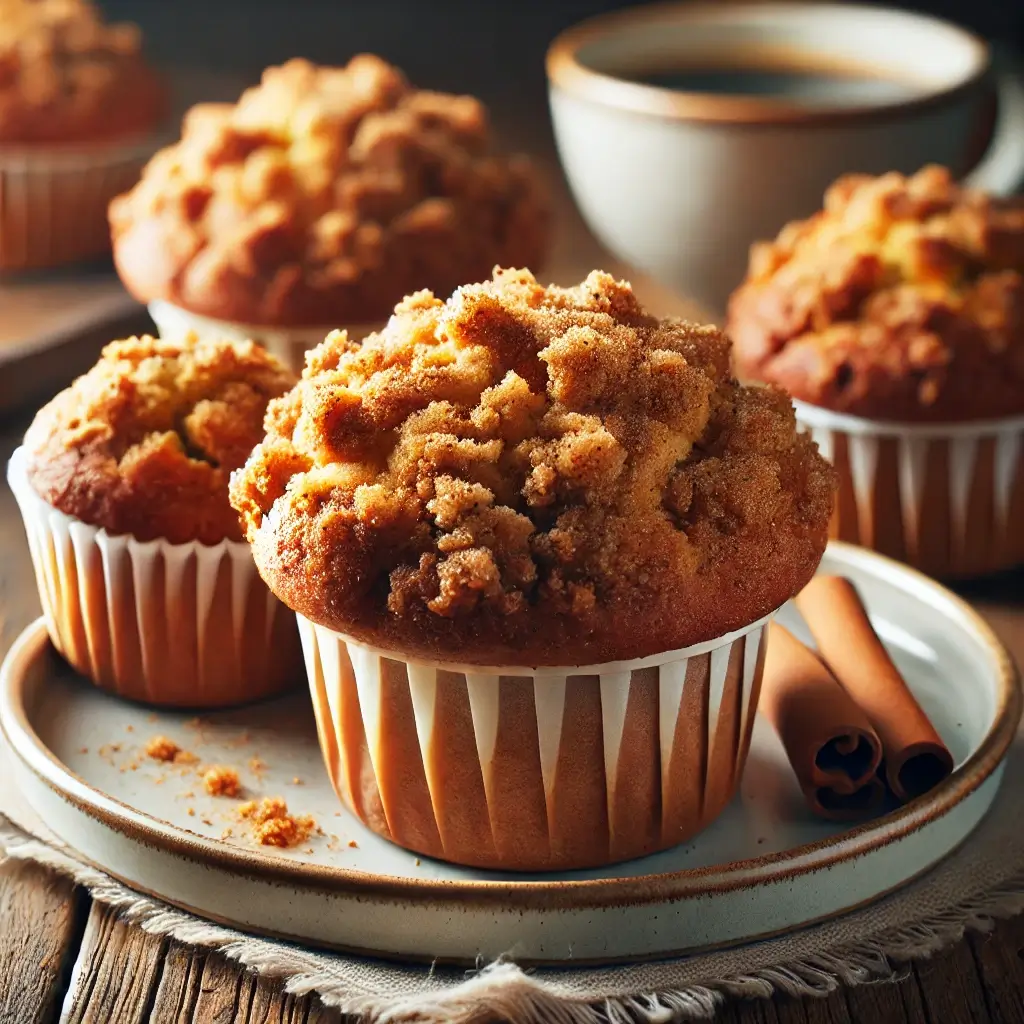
[110, 56, 550, 328]
[25, 335, 296, 545]
[231, 269, 834, 665]
[728, 166, 1024, 422]
[0, 0, 165, 144]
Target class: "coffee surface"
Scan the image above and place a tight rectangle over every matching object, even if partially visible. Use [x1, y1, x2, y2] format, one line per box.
[632, 66, 920, 106]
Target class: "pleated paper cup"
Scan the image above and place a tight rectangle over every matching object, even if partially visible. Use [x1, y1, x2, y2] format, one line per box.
[298, 611, 771, 870]
[796, 401, 1024, 578]
[7, 447, 302, 708]
[148, 301, 384, 371]
[0, 135, 157, 273]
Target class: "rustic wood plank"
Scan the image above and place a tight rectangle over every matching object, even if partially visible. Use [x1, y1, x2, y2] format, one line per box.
[189, 953, 247, 1022]
[720, 993, 780, 1023]
[149, 942, 208, 1023]
[842, 972, 920, 1024]
[758, 987, 854, 1024]
[892, 965, 930, 1023]
[968, 917, 1024, 1024]
[910, 941, 993, 1024]
[169, 947, 341, 1024]
[798, 990, 852, 1024]
[766, 993, 804, 1023]
[61, 902, 166, 1024]
[0, 858, 83, 1024]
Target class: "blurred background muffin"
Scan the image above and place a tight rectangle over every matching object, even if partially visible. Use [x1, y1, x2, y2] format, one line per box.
[230, 267, 834, 869]
[7, 335, 302, 707]
[110, 55, 550, 368]
[728, 165, 1024, 577]
[0, 0, 165, 271]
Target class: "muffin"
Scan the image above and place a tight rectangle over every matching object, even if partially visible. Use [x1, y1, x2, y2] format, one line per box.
[230, 268, 834, 869]
[728, 165, 1024, 577]
[8, 335, 301, 707]
[0, 0, 165, 271]
[110, 55, 550, 369]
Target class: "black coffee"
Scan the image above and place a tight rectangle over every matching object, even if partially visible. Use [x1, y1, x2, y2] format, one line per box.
[633, 67, 919, 107]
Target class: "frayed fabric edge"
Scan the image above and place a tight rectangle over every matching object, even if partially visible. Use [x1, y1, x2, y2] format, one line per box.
[4, 813, 1024, 1024]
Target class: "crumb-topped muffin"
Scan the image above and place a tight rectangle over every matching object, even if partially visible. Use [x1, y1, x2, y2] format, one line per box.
[728, 166, 1024, 423]
[11, 335, 302, 707]
[0, 0, 164, 144]
[110, 56, 549, 332]
[232, 268, 834, 666]
[25, 335, 295, 545]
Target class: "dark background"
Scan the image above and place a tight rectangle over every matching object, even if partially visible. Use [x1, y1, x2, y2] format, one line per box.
[99, 0, 1024, 108]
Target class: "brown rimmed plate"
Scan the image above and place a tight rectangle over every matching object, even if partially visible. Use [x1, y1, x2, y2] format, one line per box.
[0, 542, 1019, 964]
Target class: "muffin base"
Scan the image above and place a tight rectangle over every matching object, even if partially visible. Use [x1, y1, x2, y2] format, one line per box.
[797, 402, 1024, 578]
[298, 613, 770, 871]
[8, 447, 302, 707]
[148, 301, 383, 371]
[0, 136, 159, 273]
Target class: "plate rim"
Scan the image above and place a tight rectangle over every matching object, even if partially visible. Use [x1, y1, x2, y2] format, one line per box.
[2, 541, 1020, 912]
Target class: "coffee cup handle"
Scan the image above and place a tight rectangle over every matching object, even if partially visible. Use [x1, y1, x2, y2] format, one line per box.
[963, 50, 1024, 196]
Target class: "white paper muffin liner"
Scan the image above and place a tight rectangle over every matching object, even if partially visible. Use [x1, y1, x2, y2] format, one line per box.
[795, 401, 1024, 578]
[0, 135, 158, 273]
[298, 612, 771, 870]
[7, 448, 302, 707]
[148, 300, 384, 371]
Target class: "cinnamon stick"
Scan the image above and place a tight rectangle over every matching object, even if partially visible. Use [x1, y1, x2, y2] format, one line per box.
[795, 576, 954, 802]
[760, 624, 885, 820]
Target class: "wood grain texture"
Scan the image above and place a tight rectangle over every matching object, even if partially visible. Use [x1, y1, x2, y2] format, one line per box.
[912, 936, 994, 1023]
[61, 902, 166, 1024]
[150, 942, 342, 1023]
[0, 858, 83, 1024]
[842, 972, 923, 1024]
[969, 916, 1024, 1024]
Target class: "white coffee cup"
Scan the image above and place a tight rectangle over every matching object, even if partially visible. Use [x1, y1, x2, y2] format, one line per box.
[547, 2, 1024, 316]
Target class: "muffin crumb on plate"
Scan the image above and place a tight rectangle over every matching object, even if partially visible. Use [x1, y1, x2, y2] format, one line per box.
[201, 765, 242, 798]
[238, 796, 316, 848]
[144, 735, 180, 762]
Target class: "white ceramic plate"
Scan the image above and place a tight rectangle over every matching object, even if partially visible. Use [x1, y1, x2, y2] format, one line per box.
[0, 543, 1018, 964]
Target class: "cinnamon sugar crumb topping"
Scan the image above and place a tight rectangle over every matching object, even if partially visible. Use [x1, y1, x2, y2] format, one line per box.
[728, 166, 1024, 421]
[24, 335, 296, 544]
[110, 55, 548, 327]
[144, 735, 179, 761]
[232, 268, 833, 663]
[201, 765, 242, 798]
[0, 0, 164, 143]
[238, 797, 316, 848]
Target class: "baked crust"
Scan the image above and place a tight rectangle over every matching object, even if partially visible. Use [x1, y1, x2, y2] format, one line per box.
[231, 269, 834, 666]
[110, 56, 550, 327]
[727, 166, 1024, 422]
[25, 335, 296, 545]
[0, 0, 164, 144]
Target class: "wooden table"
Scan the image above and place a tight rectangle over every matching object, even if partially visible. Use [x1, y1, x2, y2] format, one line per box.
[2, 137, 1024, 1024]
